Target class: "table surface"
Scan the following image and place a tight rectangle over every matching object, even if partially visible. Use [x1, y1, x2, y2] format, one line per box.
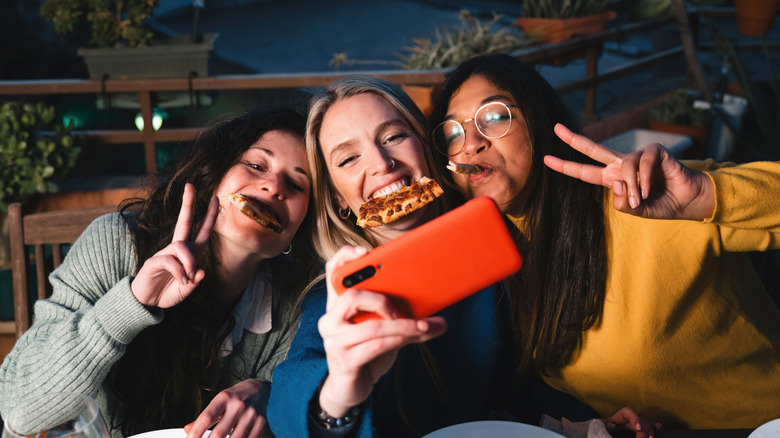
[613, 429, 752, 438]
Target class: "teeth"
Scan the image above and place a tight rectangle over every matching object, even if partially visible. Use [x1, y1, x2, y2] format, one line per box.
[372, 181, 406, 199]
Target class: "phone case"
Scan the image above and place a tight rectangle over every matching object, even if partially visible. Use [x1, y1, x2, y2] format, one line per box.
[332, 196, 522, 322]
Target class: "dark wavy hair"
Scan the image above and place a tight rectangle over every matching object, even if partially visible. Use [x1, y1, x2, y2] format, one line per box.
[108, 107, 319, 436]
[429, 54, 608, 377]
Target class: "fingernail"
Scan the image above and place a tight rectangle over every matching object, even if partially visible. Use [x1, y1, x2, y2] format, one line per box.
[636, 422, 642, 431]
[188, 271, 195, 280]
[417, 320, 429, 331]
[629, 195, 639, 209]
[612, 180, 624, 195]
[181, 276, 189, 285]
[641, 188, 648, 200]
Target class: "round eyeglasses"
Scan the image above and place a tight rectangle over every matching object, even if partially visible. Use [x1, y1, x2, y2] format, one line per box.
[432, 101, 518, 156]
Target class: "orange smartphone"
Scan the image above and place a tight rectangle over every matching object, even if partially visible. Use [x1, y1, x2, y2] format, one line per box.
[331, 196, 522, 322]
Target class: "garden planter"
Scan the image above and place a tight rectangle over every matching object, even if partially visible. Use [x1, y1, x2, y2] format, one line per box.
[514, 10, 617, 44]
[78, 33, 218, 80]
[734, 0, 779, 38]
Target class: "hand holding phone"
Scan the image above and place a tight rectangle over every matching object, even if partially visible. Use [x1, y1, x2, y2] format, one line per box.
[331, 196, 522, 322]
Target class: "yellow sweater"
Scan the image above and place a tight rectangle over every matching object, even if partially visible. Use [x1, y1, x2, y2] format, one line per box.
[511, 160, 780, 429]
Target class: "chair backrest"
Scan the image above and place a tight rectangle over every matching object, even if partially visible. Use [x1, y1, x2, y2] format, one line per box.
[8, 202, 118, 339]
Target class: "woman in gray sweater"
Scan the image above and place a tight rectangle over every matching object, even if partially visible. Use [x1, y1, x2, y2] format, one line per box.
[0, 107, 320, 438]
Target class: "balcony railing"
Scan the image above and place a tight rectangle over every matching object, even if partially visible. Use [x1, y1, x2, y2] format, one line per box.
[1, 7, 776, 175]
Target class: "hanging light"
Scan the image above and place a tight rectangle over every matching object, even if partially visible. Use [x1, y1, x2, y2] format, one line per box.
[134, 109, 165, 131]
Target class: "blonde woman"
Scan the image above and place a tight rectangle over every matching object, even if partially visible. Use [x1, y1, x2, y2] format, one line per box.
[267, 77, 654, 438]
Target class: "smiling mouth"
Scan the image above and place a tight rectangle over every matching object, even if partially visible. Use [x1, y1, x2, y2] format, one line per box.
[369, 177, 411, 200]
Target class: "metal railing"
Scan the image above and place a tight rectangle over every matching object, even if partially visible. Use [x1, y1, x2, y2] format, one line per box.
[1, 8, 776, 175]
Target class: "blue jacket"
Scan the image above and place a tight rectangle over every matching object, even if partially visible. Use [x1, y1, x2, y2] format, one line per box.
[268, 280, 515, 437]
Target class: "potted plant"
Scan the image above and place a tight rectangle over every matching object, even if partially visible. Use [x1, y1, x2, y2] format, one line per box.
[514, 0, 617, 44]
[330, 10, 532, 115]
[40, 0, 217, 79]
[647, 87, 714, 158]
[734, 0, 779, 38]
[0, 101, 83, 268]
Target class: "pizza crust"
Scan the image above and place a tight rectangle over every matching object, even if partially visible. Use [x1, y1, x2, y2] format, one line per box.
[356, 177, 444, 228]
[229, 193, 282, 233]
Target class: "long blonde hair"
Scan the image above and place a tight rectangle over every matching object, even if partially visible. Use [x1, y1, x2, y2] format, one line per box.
[305, 75, 457, 261]
[304, 76, 457, 433]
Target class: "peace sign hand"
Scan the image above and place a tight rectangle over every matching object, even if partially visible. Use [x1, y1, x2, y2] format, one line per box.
[544, 124, 715, 221]
[131, 183, 220, 309]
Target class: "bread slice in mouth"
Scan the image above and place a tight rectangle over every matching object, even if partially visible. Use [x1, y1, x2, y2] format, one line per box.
[356, 177, 444, 228]
[229, 193, 282, 233]
[446, 160, 482, 175]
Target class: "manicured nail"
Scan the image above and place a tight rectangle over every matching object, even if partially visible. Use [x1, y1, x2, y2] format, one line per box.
[613, 180, 624, 195]
[629, 195, 639, 209]
[641, 188, 648, 200]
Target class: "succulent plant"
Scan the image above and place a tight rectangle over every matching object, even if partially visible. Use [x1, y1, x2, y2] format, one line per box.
[0, 101, 82, 212]
[521, 0, 612, 19]
[330, 10, 532, 71]
[648, 88, 714, 127]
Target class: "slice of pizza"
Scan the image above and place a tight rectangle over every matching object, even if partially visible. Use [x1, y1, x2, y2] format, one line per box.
[356, 177, 444, 228]
[446, 160, 482, 175]
[229, 193, 282, 233]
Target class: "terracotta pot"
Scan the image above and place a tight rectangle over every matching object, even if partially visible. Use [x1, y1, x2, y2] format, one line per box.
[401, 85, 434, 118]
[734, 0, 779, 38]
[514, 10, 617, 44]
[648, 120, 711, 159]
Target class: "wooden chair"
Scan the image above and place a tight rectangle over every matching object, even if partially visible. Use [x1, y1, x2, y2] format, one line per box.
[8, 202, 117, 339]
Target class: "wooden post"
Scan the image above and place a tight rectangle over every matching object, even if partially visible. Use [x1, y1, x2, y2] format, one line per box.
[138, 90, 158, 174]
[674, 0, 713, 102]
[583, 44, 601, 122]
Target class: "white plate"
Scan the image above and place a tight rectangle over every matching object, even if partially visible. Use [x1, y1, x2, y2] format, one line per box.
[127, 429, 212, 438]
[749, 418, 780, 438]
[422, 420, 563, 438]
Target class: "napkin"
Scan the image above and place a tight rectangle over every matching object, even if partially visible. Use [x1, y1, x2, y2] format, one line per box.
[540, 414, 612, 438]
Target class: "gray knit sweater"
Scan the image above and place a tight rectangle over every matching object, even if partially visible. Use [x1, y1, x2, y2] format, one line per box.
[0, 212, 299, 436]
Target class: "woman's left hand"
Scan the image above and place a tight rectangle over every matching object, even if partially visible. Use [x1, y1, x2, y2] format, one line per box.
[601, 406, 661, 438]
[545, 124, 716, 221]
[184, 379, 270, 438]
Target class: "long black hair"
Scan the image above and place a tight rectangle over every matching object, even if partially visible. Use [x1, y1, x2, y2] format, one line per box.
[109, 107, 319, 436]
[429, 54, 608, 377]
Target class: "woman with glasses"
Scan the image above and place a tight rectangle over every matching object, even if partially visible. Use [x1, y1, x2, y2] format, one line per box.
[266, 75, 654, 438]
[428, 53, 780, 430]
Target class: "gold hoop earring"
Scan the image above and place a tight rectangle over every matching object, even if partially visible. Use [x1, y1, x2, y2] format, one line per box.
[282, 244, 292, 255]
[338, 208, 351, 220]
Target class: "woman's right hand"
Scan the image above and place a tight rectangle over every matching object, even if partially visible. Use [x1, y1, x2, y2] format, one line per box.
[316, 246, 448, 417]
[130, 183, 220, 309]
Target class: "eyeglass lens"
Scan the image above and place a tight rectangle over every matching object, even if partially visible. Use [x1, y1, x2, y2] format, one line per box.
[433, 102, 512, 156]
